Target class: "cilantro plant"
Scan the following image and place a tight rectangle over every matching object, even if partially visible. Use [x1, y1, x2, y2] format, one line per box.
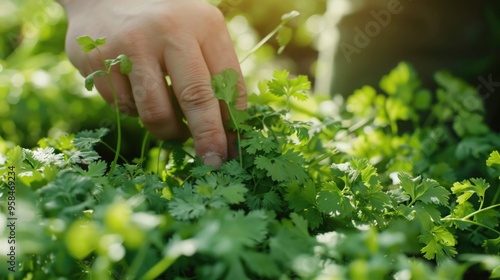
[75, 36, 133, 176]
[2, 28, 500, 280]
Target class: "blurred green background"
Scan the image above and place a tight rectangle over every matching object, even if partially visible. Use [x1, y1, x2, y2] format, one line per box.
[0, 0, 327, 158]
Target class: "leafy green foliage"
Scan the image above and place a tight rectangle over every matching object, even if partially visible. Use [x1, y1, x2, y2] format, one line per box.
[2, 63, 500, 280]
[76, 36, 107, 52]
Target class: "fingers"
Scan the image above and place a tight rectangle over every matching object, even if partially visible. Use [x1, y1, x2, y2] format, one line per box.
[127, 57, 189, 140]
[199, 10, 247, 159]
[164, 37, 227, 167]
[93, 71, 138, 116]
[199, 9, 247, 111]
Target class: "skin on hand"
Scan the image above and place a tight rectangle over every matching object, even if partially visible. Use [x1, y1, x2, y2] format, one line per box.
[61, 0, 246, 167]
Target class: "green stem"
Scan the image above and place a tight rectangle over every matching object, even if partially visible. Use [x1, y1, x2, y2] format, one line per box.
[239, 23, 284, 64]
[308, 149, 339, 169]
[140, 131, 150, 169]
[97, 48, 122, 177]
[227, 108, 243, 167]
[460, 203, 500, 221]
[140, 255, 179, 280]
[99, 140, 129, 164]
[441, 217, 500, 235]
[126, 240, 150, 280]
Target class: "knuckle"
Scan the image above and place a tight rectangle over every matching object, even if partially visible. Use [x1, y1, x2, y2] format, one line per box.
[192, 125, 225, 150]
[140, 106, 171, 127]
[199, 4, 225, 25]
[178, 81, 215, 109]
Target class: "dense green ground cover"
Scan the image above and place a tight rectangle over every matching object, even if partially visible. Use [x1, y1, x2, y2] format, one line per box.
[1, 1, 500, 279]
[1, 61, 500, 279]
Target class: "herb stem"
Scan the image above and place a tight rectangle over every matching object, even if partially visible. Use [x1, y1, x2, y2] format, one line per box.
[140, 255, 179, 280]
[126, 240, 150, 280]
[460, 203, 500, 221]
[308, 149, 338, 169]
[97, 48, 122, 177]
[140, 131, 150, 169]
[99, 140, 129, 164]
[441, 217, 500, 235]
[227, 108, 243, 167]
[240, 24, 283, 64]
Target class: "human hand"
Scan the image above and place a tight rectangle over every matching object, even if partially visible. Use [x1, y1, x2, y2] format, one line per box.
[60, 0, 246, 167]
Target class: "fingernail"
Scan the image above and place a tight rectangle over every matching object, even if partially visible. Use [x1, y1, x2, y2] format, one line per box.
[203, 152, 223, 168]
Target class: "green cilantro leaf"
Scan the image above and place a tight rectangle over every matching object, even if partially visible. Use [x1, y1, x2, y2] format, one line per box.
[255, 150, 308, 183]
[241, 132, 278, 155]
[169, 183, 207, 220]
[417, 179, 450, 205]
[399, 173, 449, 205]
[85, 160, 107, 177]
[241, 252, 281, 278]
[451, 178, 489, 204]
[267, 70, 310, 101]
[212, 68, 239, 105]
[217, 183, 248, 204]
[487, 150, 500, 167]
[419, 226, 457, 263]
[76, 35, 106, 52]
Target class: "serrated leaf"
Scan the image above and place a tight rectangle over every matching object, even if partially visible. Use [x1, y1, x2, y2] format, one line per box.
[414, 202, 442, 232]
[417, 179, 450, 205]
[169, 184, 206, 220]
[254, 150, 308, 183]
[24, 147, 65, 169]
[221, 160, 250, 180]
[191, 165, 216, 177]
[267, 70, 310, 101]
[399, 173, 449, 205]
[196, 210, 268, 253]
[217, 183, 248, 204]
[261, 191, 283, 211]
[285, 182, 316, 211]
[241, 132, 278, 154]
[419, 226, 457, 263]
[483, 237, 500, 254]
[317, 190, 343, 215]
[451, 178, 489, 204]
[85, 160, 107, 177]
[487, 150, 500, 167]
[290, 212, 309, 236]
[212, 68, 239, 105]
[241, 252, 281, 278]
